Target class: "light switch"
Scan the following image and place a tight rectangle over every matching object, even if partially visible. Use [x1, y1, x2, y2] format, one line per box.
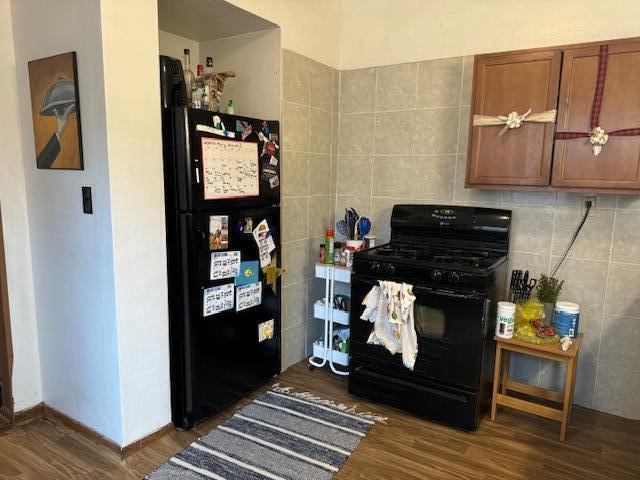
[82, 186, 93, 214]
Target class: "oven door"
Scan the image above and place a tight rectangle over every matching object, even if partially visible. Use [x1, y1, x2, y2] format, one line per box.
[350, 274, 489, 390]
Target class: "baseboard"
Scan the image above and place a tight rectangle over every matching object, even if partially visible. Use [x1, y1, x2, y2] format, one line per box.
[0, 403, 12, 421]
[14, 402, 43, 424]
[42, 405, 173, 458]
[120, 423, 175, 457]
[43, 405, 122, 455]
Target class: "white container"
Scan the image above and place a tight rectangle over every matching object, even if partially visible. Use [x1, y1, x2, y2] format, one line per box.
[495, 301, 516, 339]
[364, 234, 376, 249]
[313, 301, 350, 326]
[313, 341, 349, 366]
[346, 239, 365, 251]
[315, 263, 351, 283]
[554, 301, 580, 338]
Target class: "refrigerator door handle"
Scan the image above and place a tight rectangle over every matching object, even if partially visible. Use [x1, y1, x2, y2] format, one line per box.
[196, 227, 208, 251]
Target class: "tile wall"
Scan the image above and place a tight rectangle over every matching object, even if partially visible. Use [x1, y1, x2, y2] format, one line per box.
[335, 57, 640, 420]
[279, 48, 640, 419]
[280, 50, 339, 370]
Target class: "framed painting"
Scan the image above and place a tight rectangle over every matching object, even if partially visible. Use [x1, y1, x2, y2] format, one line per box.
[28, 52, 83, 170]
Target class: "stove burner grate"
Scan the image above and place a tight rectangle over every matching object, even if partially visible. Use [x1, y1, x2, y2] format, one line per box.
[370, 243, 498, 268]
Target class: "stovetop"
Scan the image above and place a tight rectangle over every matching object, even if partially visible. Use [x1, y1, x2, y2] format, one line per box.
[366, 243, 504, 270]
[353, 241, 507, 291]
[352, 204, 511, 292]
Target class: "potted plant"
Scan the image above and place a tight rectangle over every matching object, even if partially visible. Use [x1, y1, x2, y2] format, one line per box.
[536, 274, 564, 326]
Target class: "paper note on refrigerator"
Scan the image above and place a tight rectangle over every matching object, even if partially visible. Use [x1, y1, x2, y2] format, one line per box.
[201, 137, 259, 200]
[203, 283, 234, 316]
[210, 251, 241, 280]
[252, 219, 276, 267]
[209, 215, 229, 251]
[258, 319, 275, 342]
[235, 260, 259, 286]
[236, 282, 262, 312]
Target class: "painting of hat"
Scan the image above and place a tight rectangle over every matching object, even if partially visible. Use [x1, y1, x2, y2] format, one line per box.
[28, 52, 83, 170]
[40, 77, 76, 116]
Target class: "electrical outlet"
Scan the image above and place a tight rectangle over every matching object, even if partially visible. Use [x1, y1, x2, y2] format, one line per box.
[582, 195, 596, 217]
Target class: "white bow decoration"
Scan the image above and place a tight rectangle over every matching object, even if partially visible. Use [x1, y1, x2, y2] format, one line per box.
[589, 126, 609, 156]
[473, 109, 557, 136]
[499, 109, 531, 134]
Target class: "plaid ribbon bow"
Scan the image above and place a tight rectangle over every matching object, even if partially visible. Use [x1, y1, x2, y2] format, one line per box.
[555, 45, 640, 156]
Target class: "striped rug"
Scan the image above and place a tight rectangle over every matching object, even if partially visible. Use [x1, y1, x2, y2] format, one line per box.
[145, 385, 386, 480]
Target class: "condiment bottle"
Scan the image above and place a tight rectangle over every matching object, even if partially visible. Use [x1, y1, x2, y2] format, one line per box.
[183, 49, 195, 107]
[324, 228, 334, 264]
[333, 242, 342, 264]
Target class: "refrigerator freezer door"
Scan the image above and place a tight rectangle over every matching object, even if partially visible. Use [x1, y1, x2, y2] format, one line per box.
[169, 108, 280, 213]
[169, 205, 281, 429]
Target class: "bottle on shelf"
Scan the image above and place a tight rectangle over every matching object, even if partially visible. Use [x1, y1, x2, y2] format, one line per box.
[324, 228, 334, 264]
[183, 49, 195, 107]
[191, 63, 206, 109]
[333, 242, 342, 264]
[204, 57, 217, 111]
[225, 99, 234, 114]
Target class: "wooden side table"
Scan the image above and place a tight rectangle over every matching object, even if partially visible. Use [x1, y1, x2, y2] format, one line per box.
[490, 334, 583, 441]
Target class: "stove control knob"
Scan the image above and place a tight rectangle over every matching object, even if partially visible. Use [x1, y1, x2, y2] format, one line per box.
[430, 270, 443, 281]
[369, 261, 380, 273]
[385, 263, 396, 274]
[448, 271, 460, 283]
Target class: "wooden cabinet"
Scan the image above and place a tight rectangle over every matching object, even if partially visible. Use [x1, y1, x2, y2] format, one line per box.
[467, 51, 561, 187]
[552, 41, 640, 190]
[466, 37, 640, 193]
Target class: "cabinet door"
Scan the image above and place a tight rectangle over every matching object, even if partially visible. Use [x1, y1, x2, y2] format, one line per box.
[467, 51, 561, 187]
[552, 41, 640, 190]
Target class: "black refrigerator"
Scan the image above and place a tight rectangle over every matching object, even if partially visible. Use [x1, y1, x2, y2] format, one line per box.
[161, 104, 281, 430]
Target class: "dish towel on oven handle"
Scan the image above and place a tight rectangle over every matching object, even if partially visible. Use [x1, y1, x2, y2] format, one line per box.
[360, 281, 418, 370]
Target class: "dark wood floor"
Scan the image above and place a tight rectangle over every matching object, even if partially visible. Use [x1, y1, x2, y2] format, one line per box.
[0, 415, 8, 433]
[1, 361, 639, 479]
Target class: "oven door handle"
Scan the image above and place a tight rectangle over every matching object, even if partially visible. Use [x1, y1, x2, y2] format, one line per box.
[411, 285, 484, 302]
[353, 275, 485, 301]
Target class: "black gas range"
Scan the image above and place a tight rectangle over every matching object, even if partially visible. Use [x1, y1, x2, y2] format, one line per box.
[349, 204, 511, 431]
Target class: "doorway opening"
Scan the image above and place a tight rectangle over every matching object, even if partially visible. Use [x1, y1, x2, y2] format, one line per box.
[0, 206, 14, 423]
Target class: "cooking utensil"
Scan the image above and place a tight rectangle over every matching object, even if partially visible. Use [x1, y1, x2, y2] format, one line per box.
[511, 269, 522, 302]
[509, 269, 538, 303]
[509, 270, 517, 302]
[351, 208, 360, 238]
[526, 278, 537, 299]
[356, 217, 371, 239]
[336, 220, 349, 238]
[343, 210, 350, 239]
[345, 209, 356, 240]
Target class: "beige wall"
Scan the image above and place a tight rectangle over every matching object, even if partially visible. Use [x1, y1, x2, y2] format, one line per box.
[339, 0, 640, 69]
[6, 0, 170, 446]
[336, 57, 640, 420]
[100, 0, 171, 445]
[280, 50, 339, 369]
[0, 0, 42, 412]
[228, 0, 640, 70]
[226, 0, 342, 68]
[10, 0, 125, 443]
[159, 30, 200, 67]
[199, 28, 281, 120]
